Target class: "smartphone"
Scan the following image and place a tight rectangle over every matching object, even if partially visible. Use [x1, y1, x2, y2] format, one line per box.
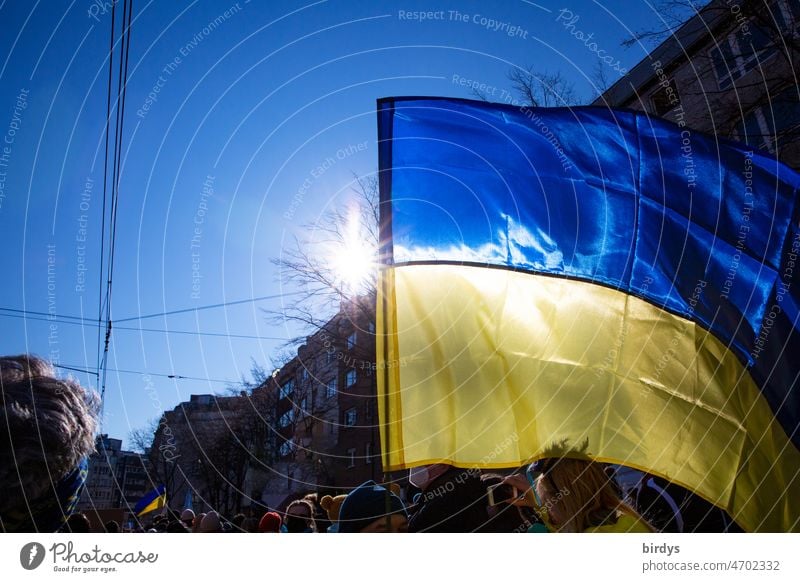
[487, 483, 519, 506]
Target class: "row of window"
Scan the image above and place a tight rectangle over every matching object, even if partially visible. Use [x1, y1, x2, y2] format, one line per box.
[647, 1, 799, 153]
[279, 442, 374, 466]
[278, 393, 369, 431]
[343, 402, 374, 427]
[283, 328, 374, 387]
[279, 369, 359, 403]
[708, 0, 798, 90]
[346, 443, 374, 467]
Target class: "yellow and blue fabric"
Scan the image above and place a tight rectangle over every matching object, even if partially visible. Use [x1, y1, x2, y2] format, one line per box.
[376, 97, 800, 532]
[134, 485, 166, 517]
[2, 458, 89, 532]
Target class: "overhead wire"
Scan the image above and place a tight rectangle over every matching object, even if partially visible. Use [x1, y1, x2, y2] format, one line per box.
[96, 0, 117, 389]
[98, 0, 134, 423]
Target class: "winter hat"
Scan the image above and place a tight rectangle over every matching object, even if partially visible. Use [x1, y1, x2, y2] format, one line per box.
[258, 511, 283, 533]
[320, 494, 347, 524]
[338, 481, 406, 533]
[199, 510, 222, 533]
[180, 508, 195, 523]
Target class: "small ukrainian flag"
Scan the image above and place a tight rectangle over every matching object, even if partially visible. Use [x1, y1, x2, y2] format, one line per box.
[134, 485, 166, 517]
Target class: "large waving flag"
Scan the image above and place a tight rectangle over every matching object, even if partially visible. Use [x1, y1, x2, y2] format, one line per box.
[134, 485, 166, 517]
[376, 97, 800, 532]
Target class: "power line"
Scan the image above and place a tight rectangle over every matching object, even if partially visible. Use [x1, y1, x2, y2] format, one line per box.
[1, 290, 301, 325]
[53, 363, 234, 384]
[0, 306, 92, 321]
[98, 0, 134, 418]
[55, 364, 100, 377]
[113, 291, 302, 323]
[96, 0, 118, 391]
[0, 310, 288, 341]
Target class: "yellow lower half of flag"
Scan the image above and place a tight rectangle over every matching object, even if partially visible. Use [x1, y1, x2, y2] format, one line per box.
[137, 494, 166, 516]
[377, 264, 800, 532]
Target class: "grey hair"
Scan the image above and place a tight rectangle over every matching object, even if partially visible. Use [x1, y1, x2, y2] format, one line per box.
[0, 354, 99, 516]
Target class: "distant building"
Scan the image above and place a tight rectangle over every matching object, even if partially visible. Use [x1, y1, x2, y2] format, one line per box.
[151, 393, 256, 517]
[595, 0, 800, 170]
[78, 434, 149, 516]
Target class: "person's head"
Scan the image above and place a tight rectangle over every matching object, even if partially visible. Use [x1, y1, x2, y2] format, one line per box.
[180, 508, 195, 527]
[241, 517, 259, 533]
[64, 513, 91, 533]
[285, 499, 316, 532]
[0, 355, 99, 532]
[192, 513, 206, 533]
[531, 457, 639, 533]
[199, 511, 222, 533]
[166, 519, 189, 533]
[231, 513, 247, 530]
[338, 481, 408, 533]
[258, 511, 282, 533]
[104, 520, 120, 533]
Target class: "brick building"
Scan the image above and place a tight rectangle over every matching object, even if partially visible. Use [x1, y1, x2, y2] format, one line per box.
[595, 0, 800, 170]
[253, 296, 382, 510]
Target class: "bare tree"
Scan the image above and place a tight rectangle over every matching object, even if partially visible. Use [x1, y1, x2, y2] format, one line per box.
[590, 56, 613, 101]
[506, 66, 581, 107]
[128, 418, 159, 454]
[620, 0, 707, 50]
[268, 174, 379, 347]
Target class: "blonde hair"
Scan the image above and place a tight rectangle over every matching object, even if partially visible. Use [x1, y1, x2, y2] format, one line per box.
[536, 457, 652, 533]
[1, 354, 98, 519]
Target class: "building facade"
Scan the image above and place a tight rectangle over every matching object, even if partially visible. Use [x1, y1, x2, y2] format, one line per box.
[253, 296, 382, 510]
[78, 434, 150, 516]
[595, 0, 800, 170]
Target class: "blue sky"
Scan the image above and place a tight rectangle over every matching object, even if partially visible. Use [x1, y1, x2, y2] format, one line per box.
[0, 0, 680, 446]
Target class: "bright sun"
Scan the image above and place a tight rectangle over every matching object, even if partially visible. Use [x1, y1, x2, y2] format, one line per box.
[331, 210, 375, 294]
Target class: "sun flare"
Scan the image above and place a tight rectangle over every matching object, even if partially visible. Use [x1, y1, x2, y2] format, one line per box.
[331, 210, 375, 294]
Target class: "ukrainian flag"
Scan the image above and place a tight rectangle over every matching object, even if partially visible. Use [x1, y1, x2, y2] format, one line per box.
[134, 485, 166, 517]
[376, 97, 800, 532]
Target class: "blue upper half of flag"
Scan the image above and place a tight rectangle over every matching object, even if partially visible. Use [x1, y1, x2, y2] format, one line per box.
[378, 97, 800, 445]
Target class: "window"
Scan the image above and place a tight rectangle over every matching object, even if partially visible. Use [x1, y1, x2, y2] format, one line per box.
[649, 78, 680, 116]
[706, 2, 795, 90]
[279, 409, 294, 428]
[368, 321, 375, 333]
[298, 396, 308, 415]
[299, 367, 309, 382]
[734, 88, 800, 153]
[347, 447, 356, 468]
[365, 442, 373, 464]
[326, 350, 336, 364]
[279, 438, 295, 457]
[279, 379, 294, 399]
[345, 368, 357, 388]
[326, 378, 337, 399]
[346, 331, 357, 350]
[344, 407, 357, 427]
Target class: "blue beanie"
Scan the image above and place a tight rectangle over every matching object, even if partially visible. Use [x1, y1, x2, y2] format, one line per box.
[338, 481, 406, 533]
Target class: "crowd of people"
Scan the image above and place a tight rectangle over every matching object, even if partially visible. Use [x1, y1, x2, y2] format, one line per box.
[2, 354, 740, 533]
